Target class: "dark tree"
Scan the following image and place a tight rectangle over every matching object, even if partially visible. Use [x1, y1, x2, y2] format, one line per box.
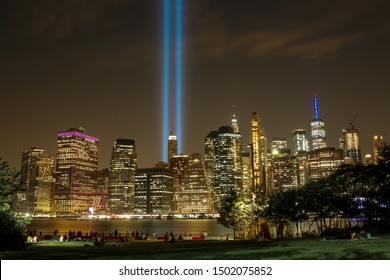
[217, 189, 241, 239]
[0, 158, 29, 251]
[0, 159, 19, 206]
[264, 189, 292, 238]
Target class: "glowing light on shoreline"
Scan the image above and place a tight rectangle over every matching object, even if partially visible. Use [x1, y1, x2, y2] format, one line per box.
[175, 0, 182, 154]
[163, 0, 170, 162]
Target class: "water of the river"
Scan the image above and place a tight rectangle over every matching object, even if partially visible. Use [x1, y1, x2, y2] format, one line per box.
[28, 218, 233, 237]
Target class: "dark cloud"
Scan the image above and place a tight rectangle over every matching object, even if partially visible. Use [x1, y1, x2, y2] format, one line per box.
[1, 0, 130, 40]
[282, 34, 363, 62]
[185, 0, 390, 63]
[0, 0, 159, 77]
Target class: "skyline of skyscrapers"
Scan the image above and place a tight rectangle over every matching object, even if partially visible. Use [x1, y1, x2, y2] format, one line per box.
[11, 96, 388, 216]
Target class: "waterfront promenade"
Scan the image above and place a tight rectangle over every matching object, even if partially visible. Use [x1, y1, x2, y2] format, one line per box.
[27, 218, 233, 240]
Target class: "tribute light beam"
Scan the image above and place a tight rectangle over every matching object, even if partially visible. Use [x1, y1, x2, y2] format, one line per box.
[163, 0, 170, 162]
[175, 0, 182, 154]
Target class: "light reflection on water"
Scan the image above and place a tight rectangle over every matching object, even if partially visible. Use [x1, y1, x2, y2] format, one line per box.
[28, 218, 233, 237]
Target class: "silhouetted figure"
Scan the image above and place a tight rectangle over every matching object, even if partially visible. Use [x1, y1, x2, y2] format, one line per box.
[164, 232, 169, 242]
[170, 232, 175, 243]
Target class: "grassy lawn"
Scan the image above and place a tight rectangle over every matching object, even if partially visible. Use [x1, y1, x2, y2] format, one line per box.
[1, 233, 390, 260]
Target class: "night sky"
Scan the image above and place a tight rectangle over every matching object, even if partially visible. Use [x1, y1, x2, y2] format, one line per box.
[1, 0, 389, 170]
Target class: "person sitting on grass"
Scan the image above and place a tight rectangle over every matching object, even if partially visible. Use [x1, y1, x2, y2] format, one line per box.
[170, 232, 175, 243]
[351, 231, 361, 239]
[93, 238, 100, 247]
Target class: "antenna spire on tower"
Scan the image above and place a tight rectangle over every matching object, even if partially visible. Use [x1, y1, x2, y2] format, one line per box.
[314, 95, 319, 120]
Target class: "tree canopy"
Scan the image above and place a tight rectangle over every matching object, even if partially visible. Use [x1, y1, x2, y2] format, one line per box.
[0, 159, 19, 206]
[0, 158, 29, 251]
[218, 144, 390, 239]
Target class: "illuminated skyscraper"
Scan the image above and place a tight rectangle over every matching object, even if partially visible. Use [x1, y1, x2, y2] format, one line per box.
[271, 154, 299, 191]
[96, 168, 109, 212]
[271, 137, 288, 152]
[373, 135, 385, 164]
[169, 154, 189, 212]
[308, 147, 343, 181]
[231, 113, 239, 133]
[260, 129, 271, 196]
[241, 150, 252, 198]
[205, 126, 243, 209]
[269, 142, 299, 191]
[342, 122, 361, 165]
[311, 96, 327, 150]
[364, 154, 374, 165]
[204, 130, 219, 197]
[270, 138, 290, 163]
[20, 146, 54, 214]
[20, 146, 44, 213]
[168, 133, 178, 166]
[296, 152, 309, 186]
[134, 167, 174, 214]
[251, 112, 263, 191]
[108, 139, 137, 214]
[179, 153, 214, 214]
[55, 128, 99, 215]
[292, 129, 309, 155]
[34, 154, 55, 214]
[260, 129, 268, 165]
[169, 154, 189, 176]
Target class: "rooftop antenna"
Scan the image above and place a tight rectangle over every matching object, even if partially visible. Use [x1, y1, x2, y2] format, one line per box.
[314, 95, 319, 120]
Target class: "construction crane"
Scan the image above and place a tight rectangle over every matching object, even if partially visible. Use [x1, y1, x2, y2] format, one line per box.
[348, 114, 357, 129]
